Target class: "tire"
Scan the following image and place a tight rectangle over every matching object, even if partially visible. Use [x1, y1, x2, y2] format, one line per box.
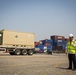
[47, 51, 52, 55]
[9, 52, 15, 55]
[15, 49, 21, 55]
[21, 49, 27, 55]
[28, 50, 33, 55]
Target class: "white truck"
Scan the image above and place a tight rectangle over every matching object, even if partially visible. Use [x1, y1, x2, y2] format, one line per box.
[0, 29, 35, 55]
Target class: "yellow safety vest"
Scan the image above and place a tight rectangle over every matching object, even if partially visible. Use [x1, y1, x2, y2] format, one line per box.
[67, 40, 76, 54]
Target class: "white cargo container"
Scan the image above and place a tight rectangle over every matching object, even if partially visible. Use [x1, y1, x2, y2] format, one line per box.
[0, 29, 35, 55]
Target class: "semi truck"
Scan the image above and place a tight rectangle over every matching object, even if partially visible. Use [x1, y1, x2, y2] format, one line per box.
[0, 29, 35, 55]
[34, 40, 53, 54]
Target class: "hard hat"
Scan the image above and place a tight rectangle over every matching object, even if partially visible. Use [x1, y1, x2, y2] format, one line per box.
[69, 34, 73, 37]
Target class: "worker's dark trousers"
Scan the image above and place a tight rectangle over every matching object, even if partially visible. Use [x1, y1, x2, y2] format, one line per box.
[68, 54, 76, 69]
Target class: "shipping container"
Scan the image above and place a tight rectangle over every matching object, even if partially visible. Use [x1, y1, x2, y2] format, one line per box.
[34, 42, 40, 46]
[51, 39, 67, 53]
[42, 39, 53, 46]
[51, 35, 65, 40]
[0, 29, 35, 55]
[65, 38, 69, 41]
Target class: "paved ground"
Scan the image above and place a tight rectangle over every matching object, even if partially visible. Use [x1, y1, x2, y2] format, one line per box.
[0, 53, 76, 75]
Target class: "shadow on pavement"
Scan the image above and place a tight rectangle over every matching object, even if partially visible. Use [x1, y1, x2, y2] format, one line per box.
[56, 67, 68, 70]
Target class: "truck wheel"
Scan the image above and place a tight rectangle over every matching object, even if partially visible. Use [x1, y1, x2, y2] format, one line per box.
[47, 51, 52, 55]
[21, 49, 27, 55]
[28, 50, 33, 55]
[15, 49, 21, 55]
[9, 52, 15, 55]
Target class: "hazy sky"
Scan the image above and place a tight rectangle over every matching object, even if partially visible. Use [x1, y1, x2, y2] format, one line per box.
[0, 0, 76, 41]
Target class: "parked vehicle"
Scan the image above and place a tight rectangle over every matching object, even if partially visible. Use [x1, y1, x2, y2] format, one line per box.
[0, 29, 35, 55]
[35, 39, 53, 54]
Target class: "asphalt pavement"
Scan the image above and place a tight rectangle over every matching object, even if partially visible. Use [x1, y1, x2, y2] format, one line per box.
[0, 53, 76, 75]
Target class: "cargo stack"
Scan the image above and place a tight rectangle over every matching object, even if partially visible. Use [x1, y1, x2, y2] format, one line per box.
[51, 35, 67, 53]
[34, 39, 52, 54]
[34, 42, 40, 46]
[42, 39, 52, 46]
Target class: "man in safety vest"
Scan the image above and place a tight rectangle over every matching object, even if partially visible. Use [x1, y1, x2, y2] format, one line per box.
[67, 34, 76, 70]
